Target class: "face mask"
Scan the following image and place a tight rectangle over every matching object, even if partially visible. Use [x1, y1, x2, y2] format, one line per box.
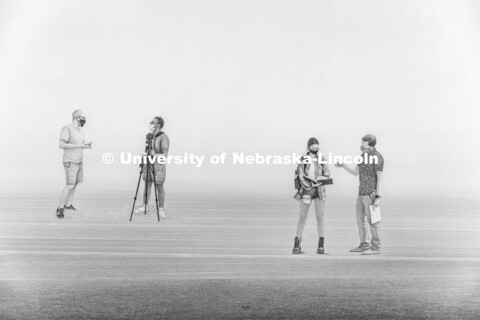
[78, 118, 86, 127]
[149, 124, 156, 132]
[309, 149, 319, 154]
[360, 146, 371, 153]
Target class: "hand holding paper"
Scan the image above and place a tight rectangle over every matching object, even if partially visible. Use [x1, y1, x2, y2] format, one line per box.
[369, 205, 381, 224]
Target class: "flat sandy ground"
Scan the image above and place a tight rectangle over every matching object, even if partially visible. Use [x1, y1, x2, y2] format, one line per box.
[1, 191, 479, 319]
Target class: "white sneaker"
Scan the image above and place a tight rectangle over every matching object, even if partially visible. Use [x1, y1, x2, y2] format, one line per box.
[361, 249, 380, 255]
[134, 205, 149, 214]
[159, 208, 167, 218]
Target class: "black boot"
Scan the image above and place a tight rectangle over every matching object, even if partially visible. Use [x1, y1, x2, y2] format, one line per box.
[55, 207, 64, 219]
[292, 236, 303, 254]
[317, 237, 325, 254]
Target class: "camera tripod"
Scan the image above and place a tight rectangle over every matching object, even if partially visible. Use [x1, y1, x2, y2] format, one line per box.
[129, 133, 161, 222]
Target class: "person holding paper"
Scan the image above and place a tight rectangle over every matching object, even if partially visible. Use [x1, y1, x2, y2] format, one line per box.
[56, 110, 93, 219]
[292, 137, 331, 254]
[335, 134, 384, 255]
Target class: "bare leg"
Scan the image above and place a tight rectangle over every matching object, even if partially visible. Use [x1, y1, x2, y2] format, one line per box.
[144, 181, 153, 204]
[58, 185, 75, 208]
[65, 184, 77, 206]
[295, 200, 310, 238]
[313, 198, 325, 238]
[156, 183, 165, 208]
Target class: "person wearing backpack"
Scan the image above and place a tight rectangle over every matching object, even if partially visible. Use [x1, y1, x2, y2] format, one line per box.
[134, 116, 170, 218]
[292, 137, 331, 254]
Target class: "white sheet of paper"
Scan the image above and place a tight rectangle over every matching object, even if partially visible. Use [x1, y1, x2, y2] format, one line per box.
[369, 205, 381, 224]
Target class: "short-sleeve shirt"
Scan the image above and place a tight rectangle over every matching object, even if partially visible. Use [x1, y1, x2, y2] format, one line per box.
[144, 132, 170, 182]
[357, 148, 384, 196]
[153, 132, 170, 157]
[60, 125, 84, 163]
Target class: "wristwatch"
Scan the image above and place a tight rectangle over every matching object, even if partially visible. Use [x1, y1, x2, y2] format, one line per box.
[375, 195, 381, 199]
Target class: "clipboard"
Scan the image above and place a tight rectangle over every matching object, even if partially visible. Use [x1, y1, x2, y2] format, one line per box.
[369, 205, 381, 224]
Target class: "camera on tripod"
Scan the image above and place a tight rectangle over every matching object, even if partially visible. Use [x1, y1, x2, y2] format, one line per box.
[130, 132, 161, 222]
[145, 133, 154, 144]
[140, 133, 154, 167]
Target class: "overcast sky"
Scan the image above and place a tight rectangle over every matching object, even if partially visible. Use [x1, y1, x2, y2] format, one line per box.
[1, 0, 479, 197]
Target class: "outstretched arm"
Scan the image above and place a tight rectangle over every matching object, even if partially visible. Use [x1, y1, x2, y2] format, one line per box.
[335, 162, 359, 176]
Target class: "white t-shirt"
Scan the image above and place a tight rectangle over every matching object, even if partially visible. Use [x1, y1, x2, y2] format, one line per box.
[60, 124, 84, 163]
[307, 153, 322, 180]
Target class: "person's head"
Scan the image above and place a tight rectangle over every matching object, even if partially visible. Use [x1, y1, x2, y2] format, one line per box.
[307, 137, 319, 154]
[361, 134, 376, 152]
[149, 116, 164, 133]
[72, 110, 86, 127]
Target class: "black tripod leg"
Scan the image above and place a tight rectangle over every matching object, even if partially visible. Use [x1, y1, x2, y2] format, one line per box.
[129, 165, 144, 221]
[152, 163, 160, 222]
[144, 162, 149, 215]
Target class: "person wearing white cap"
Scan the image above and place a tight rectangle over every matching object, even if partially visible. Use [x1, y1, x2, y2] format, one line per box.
[55, 110, 92, 218]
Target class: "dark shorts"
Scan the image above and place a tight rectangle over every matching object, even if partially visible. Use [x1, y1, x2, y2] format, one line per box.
[64, 162, 83, 185]
[302, 187, 319, 199]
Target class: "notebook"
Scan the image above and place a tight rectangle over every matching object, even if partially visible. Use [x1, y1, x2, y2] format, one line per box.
[369, 205, 381, 224]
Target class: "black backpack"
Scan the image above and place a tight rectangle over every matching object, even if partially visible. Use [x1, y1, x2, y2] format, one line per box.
[294, 156, 308, 190]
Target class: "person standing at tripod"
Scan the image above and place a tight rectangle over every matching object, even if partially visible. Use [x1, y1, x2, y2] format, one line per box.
[134, 117, 169, 218]
[56, 110, 92, 219]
